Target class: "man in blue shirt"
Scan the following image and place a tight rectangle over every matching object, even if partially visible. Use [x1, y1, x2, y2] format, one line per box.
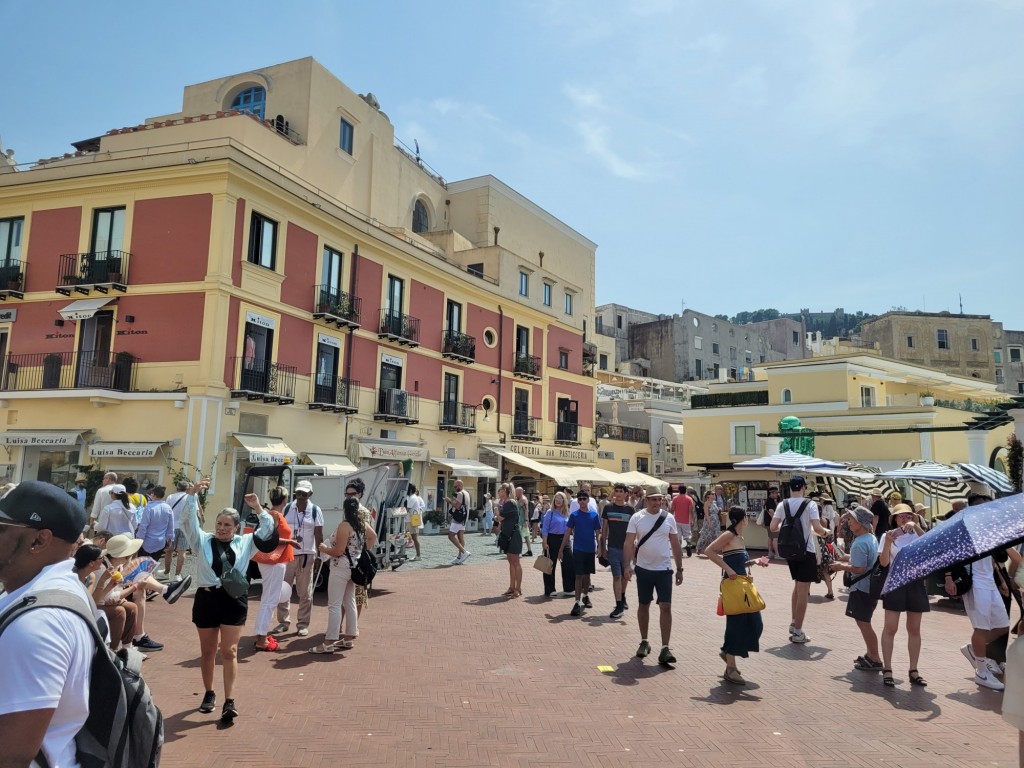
[559, 490, 601, 616]
[135, 484, 175, 562]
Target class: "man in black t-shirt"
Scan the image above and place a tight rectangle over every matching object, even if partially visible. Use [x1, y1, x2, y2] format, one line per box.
[600, 483, 636, 620]
[869, 490, 890, 538]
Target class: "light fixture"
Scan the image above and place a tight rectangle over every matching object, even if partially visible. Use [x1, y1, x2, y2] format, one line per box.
[54, 319, 64, 327]
[124, 315, 135, 324]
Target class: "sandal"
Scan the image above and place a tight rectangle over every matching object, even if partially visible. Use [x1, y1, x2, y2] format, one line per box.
[854, 655, 883, 671]
[908, 669, 928, 687]
[309, 642, 340, 654]
[883, 669, 895, 687]
[723, 667, 746, 685]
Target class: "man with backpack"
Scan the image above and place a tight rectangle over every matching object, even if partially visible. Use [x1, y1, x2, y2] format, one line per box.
[770, 475, 829, 644]
[445, 479, 472, 564]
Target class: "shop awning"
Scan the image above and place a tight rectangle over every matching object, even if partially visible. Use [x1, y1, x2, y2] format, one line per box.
[430, 457, 499, 479]
[0, 429, 87, 447]
[303, 453, 358, 475]
[617, 471, 669, 494]
[59, 297, 116, 321]
[483, 447, 580, 487]
[230, 434, 297, 464]
[87, 442, 166, 459]
[663, 423, 684, 443]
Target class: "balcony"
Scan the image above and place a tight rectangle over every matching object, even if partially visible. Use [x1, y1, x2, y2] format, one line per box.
[513, 353, 541, 380]
[441, 329, 476, 363]
[378, 309, 420, 347]
[1, 350, 139, 392]
[308, 376, 358, 414]
[375, 387, 419, 424]
[228, 357, 296, 405]
[597, 422, 651, 443]
[512, 414, 541, 442]
[439, 401, 477, 433]
[312, 286, 361, 329]
[554, 421, 581, 446]
[0, 260, 25, 300]
[691, 390, 769, 409]
[56, 251, 131, 296]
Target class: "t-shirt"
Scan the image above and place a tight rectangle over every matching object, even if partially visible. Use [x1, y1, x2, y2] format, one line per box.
[568, 498, 599, 515]
[772, 497, 820, 554]
[284, 500, 325, 556]
[602, 503, 634, 550]
[567, 509, 602, 553]
[98, 501, 137, 536]
[0, 560, 95, 768]
[871, 498, 891, 537]
[670, 493, 693, 526]
[166, 491, 188, 530]
[627, 511, 679, 571]
[849, 532, 878, 594]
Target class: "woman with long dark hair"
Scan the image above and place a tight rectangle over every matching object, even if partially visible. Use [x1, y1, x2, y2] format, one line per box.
[97, 484, 136, 536]
[495, 483, 523, 597]
[312, 496, 378, 654]
[695, 490, 720, 555]
[703, 506, 770, 685]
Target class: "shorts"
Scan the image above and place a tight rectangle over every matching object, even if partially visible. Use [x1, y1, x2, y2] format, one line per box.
[140, 546, 165, 560]
[573, 550, 596, 575]
[845, 590, 879, 623]
[173, 529, 188, 553]
[787, 552, 820, 583]
[767, 529, 778, 540]
[963, 586, 1010, 630]
[192, 585, 248, 628]
[881, 579, 930, 614]
[677, 524, 692, 541]
[449, 521, 466, 534]
[635, 566, 673, 605]
[606, 547, 625, 577]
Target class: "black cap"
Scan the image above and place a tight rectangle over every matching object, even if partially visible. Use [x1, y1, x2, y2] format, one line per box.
[789, 475, 806, 490]
[0, 481, 86, 543]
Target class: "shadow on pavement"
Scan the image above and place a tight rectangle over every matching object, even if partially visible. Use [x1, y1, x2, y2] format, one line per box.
[463, 595, 515, 606]
[606, 658, 675, 686]
[764, 643, 831, 661]
[162, 707, 229, 743]
[831, 671, 943, 720]
[690, 680, 764, 704]
[946, 686, 1006, 715]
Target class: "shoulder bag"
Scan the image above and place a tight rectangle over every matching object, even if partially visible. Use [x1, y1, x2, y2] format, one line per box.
[214, 540, 249, 599]
[720, 574, 766, 615]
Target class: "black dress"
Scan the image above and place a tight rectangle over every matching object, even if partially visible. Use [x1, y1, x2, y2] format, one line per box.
[499, 500, 523, 555]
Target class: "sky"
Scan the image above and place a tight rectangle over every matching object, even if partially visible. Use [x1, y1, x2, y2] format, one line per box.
[3, 0, 1023, 329]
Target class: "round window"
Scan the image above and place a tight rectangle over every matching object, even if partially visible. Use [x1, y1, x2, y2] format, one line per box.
[481, 396, 495, 414]
[483, 328, 497, 347]
[692, 317, 699, 327]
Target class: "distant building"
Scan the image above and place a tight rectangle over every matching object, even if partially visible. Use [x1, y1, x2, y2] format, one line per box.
[1004, 329, 1024, 395]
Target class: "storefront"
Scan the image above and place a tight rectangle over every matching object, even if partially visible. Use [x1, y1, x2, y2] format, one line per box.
[86, 441, 169, 489]
[0, 429, 90, 489]
[229, 433, 298, 502]
[302, 452, 358, 476]
[430, 456, 499, 514]
[356, 439, 428, 503]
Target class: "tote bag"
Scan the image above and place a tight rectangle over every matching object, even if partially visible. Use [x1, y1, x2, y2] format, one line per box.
[720, 575, 766, 615]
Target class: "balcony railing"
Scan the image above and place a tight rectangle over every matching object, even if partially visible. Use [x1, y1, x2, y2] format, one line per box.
[56, 250, 131, 296]
[375, 387, 419, 424]
[441, 329, 476, 363]
[378, 309, 420, 347]
[1, 350, 139, 392]
[309, 376, 358, 413]
[513, 353, 541, 380]
[554, 421, 581, 445]
[0, 259, 25, 300]
[583, 341, 597, 361]
[691, 391, 770, 409]
[512, 414, 541, 441]
[228, 356, 296, 405]
[596, 422, 651, 443]
[313, 285, 361, 329]
[439, 401, 476, 433]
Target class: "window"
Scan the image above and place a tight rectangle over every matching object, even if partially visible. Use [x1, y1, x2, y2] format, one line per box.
[542, 283, 551, 307]
[1018, 383, 1024, 394]
[996, 368, 1004, 384]
[732, 425, 756, 455]
[971, 338, 979, 351]
[694, 336, 702, 350]
[907, 335, 914, 348]
[937, 329, 949, 349]
[621, 458, 631, 472]
[694, 359, 702, 379]
[860, 386, 875, 408]
[995, 350, 1002, 364]
[91, 207, 126, 253]
[519, 271, 529, 297]
[637, 457, 649, 473]
[599, 353, 608, 370]
[558, 350, 569, 369]
[247, 212, 277, 270]
[515, 325, 530, 356]
[729, 367, 737, 379]
[412, 200, 429, 233]
[0, 217, 23, 263]
[1011, 348, 1022, 363]
[792, 331, 799, 345]
[595, 316, 603, 333]
[782, 388, 792, 404]
[564, 292, 573, 315]
[339, 118, 354, 155]
[616, 314, 623, 330]
[314, 339, 340, 403]
[446, 300, 462, 332]
[712, 342, 720, 355]
[321, 246, 343, 295]
[442, 373, 460, 425]
[729, 346, 737, 361]
[231, 86, 266, 120]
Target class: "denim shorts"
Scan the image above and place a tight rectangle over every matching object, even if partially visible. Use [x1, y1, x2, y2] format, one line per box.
[606, 547, 625, 577]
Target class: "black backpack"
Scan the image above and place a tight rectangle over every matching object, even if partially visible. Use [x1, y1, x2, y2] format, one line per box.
[0, 589, 164, 768]
[346, 531, 378, 587]
[777, 499, 811, 561]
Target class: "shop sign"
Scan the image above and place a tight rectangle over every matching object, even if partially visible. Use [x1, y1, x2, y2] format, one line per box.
[381, 353, 403, 367]
[245, 311, 275, 329]
[510, 443, 595, 464]
[317, 333, 341, 348]
[0, 431, 80, 447]
[88, 443, 163, 458]
[250, 451, 293, 464]
[0, 308, 16, 322]
[358, 442, 427, 461]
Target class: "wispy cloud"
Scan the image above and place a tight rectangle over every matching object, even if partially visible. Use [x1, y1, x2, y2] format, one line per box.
[575, 120, 647, 180]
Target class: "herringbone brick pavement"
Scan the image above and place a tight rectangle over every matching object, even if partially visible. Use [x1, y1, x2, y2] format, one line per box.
[142, 552, 1018, 767]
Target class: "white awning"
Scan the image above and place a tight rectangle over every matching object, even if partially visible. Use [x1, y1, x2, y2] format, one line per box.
[303, 453, 358, 475]
[230, 434, 297, 465]
[430, 457, 499, 479]
[617, 471, 670, 493]
[663, 423, 684, 443]
[59, 297, 116, 321]
[483, 447, 580, 487]
[0, 429, 86, 447]
[87, 442, 166, 459]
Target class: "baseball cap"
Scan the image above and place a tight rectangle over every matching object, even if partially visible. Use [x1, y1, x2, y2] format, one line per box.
[108, 483, 127, 496]
[0, 480, 87, 543]
[103, 534, 144, 559]
[789, 475, 806, 490]
[850, 506, 874, 528]
[295, 480, 313, 494]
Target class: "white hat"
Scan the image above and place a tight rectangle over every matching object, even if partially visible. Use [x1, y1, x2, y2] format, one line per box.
[103, 534, 143, 559]
[295, 480, 313, 494]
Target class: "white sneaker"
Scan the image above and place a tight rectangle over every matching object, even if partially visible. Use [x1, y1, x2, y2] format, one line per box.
[976, 669, 1005, 691]
[459, 551, 472, 563]
[789, 629, 810, 644]
[987, 658, 1004, 676]
[450, 557, 463, 565]
[961, 643, 976, 669]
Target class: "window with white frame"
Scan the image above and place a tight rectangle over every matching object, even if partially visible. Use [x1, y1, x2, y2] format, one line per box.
[860, 386, 875, 408]
[781, 388, 792, 404]
[937, 329, 949, 349]
[731, 424, 757, 455]
[1010, 347, 1022, 363]
[621, 458, 630, 472]
[519, 271, 529, 297]
[542, 282, 551, 306]
[564, 291, 573, 315]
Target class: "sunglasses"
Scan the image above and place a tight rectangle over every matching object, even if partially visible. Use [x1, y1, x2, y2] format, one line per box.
[0, 519, 34, 531]
[294, 491, 309, 497]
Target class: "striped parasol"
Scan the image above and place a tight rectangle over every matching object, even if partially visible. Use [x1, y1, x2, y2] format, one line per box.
[877, 460, 970, 503]
[733, 451, 846, 471]
[955, 463, 1013, 494]
[819, 463, 898, 503]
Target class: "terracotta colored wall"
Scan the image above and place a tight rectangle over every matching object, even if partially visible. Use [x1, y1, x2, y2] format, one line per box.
[278, 311, 314, 371]
[468, 305, 500, 368]
[131, 195, 212, 284]
[547, 325, 582, 375]
[9, 300, 78, 354]
[114, 294, 204, 361]
[348, 335, 379, 389]
[410, 280, 443, 351]
[464, 367, 497, 408]
[355, 257, 382, 329]
[25, 207, 81, 293]
[546, 376, 595, 427]
[406, 352, 442, 400]
[282, 222, 317, 310]
[231, 199, 245, 287]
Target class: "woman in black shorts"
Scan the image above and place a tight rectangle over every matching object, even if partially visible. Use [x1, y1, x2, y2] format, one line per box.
[179, 482, 277, 722]
[495, 482, 523, 597]
[878, 503, 929, 688]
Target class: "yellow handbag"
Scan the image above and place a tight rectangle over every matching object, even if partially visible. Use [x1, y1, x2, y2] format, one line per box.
[409, 513, 422, 527]
[720, 575, 766, 615]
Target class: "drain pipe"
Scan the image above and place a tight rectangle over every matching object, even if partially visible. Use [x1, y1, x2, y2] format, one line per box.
[497, 305, 506, 446]
[343, 244, 360, 451]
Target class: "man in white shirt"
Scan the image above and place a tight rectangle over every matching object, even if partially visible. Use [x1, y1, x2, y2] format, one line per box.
[623, 492, 684, 666]
[88, 471, 117, 533]
[275, 479, 324, 636]
[162, 480, 191, 579]
[0, 481, 94, 768]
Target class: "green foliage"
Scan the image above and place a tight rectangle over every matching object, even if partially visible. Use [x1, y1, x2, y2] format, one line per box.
[165, 457, 214, 507]
[1008, 434, 1023, 493]
[425, 507, 447, 526]
[733, 308, 780, 324]
[934, 397, 1010, 414]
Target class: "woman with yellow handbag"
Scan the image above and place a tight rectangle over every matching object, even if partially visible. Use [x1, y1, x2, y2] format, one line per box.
[704, 507, 770, 685]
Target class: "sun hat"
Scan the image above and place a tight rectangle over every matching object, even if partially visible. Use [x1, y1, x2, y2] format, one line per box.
[295, 480, 314, 494]
[102, 533, 144, 559]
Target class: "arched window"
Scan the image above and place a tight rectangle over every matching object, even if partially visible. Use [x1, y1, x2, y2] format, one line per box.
[230, 86, 266, 120]
[412, 199, 429, 234]
[782, 388, 792, 404]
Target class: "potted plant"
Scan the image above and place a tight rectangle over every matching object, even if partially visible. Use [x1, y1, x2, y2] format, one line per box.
[920, 390, 935, 406]
[6, 271, 22, 291]
[42, 354, 63, 388]
[424, 506, 446, 534]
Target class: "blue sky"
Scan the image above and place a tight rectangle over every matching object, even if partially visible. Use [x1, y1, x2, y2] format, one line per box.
[4, 0, 1023, 329]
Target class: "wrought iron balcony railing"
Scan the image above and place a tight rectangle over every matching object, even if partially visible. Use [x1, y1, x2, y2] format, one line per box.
[56, 250, 131, 296]
[378, 309, 420, 347]
[512, 413, 541, 441]
[554, 421, 581, 445]
[309, 376, 358, 413]
[513, 353, 541, 379]
[313, 285, 361, 329]
[439, 401, 477, 433]
[0, 259, 25, 299]
[596, 422, 651, 443]
[441, 329, 476, 363]
[229, 356, 296, 405]
[1, 350, 138, 392]
[375, 387, 419, 424]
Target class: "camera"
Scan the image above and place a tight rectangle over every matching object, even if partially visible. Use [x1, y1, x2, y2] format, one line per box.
[294, 535, 303, 544]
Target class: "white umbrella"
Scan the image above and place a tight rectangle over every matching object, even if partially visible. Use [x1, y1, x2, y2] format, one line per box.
[955, 463, 1013, 494]
[877, 460, 970, 503]
[733, 451, 846, 471]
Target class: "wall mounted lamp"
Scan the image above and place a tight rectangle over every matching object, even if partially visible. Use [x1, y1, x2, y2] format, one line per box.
[54, 319, 64, 327]
[124, 315, 135, 324]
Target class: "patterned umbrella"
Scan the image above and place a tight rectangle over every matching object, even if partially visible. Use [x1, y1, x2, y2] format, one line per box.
[877, 460, 970, 503]
[819, 464, 898, 504]
[955, 463, 1013, 494]
[733, 451, 846, 471]
[882, 493, 1024, 594]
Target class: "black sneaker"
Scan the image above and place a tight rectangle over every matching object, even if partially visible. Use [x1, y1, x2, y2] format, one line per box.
[570, 602, 582, 617]
[163, 575, 192, 604]
[582, 595, 592, 609]
[221, 699, 238, 722]
[132, 635, 164, 651]
[622, 598, 629, 611]
[658, 646, 677, 666]
[636, 639, 652, 658]
[198, 690, 216, 713]
[610, 602, 624, 619]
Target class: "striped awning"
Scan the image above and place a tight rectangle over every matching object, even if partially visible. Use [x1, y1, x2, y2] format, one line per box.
[955, 463, 1013, 494]
[878, 460, 970, 503]
[733, 451, 846, 471]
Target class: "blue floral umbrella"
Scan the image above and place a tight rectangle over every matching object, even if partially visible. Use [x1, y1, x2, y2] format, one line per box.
[882, 494, 1024, 594]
